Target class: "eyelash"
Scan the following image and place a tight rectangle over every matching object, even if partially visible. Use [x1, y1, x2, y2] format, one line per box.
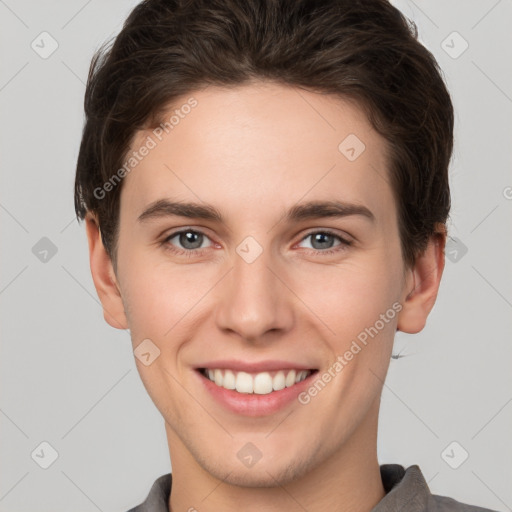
[161, 228, 353, 257]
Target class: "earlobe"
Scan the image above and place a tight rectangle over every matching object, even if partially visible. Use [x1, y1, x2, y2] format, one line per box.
[396, 228, 446, 334]
[85, 213, 128, 330]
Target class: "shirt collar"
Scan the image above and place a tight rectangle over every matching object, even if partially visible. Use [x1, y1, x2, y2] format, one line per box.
[372, 464, 431, 511]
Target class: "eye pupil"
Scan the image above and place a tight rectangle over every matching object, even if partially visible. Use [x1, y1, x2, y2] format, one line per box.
[180, 231, 203, 249]
[311, 232, 334, 250]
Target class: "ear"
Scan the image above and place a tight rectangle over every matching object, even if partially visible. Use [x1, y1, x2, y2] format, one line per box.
[397, 225, 446, 334]
[85, 213, 128, 330]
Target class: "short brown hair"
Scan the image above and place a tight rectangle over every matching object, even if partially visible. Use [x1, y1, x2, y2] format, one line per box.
[74, 0, 454, 270]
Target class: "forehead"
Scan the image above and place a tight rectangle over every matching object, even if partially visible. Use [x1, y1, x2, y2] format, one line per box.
[121, 82, 394, 226]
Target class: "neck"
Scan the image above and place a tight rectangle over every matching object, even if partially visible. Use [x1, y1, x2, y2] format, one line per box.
[167, 399, 385, 512]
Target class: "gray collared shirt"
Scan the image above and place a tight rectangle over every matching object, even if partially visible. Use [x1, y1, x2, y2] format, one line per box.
[127, 464, 497, 511]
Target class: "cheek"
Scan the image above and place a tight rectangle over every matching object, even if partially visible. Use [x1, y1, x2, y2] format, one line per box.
[294, 261, 402, 386]
[295, 256, 402, 326]
[119, 256, 218, 342]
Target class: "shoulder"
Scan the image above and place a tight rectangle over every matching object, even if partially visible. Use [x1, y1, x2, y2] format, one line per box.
[430, 494, 499, 512]
[376, 464, 498, 512]
[126, 473, 172, 512]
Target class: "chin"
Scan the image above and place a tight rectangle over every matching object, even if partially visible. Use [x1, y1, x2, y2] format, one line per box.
[200, 453, 314, 489]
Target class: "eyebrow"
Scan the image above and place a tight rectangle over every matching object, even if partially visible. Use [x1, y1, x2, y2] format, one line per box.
[137, 199, 375, 224]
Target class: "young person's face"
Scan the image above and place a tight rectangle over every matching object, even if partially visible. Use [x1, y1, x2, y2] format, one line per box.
[87, 82, 443, 487]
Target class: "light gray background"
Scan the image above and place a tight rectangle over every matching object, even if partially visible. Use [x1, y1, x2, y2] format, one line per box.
[1, 1, 511, 511]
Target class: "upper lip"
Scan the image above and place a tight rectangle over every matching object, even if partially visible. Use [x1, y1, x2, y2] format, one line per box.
[196, 360, 316, 373]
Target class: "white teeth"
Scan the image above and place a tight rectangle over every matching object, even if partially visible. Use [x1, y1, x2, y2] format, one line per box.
[273, 371, 286, 391]
[223, 369, 236, 390]
[235, 371, 253, 393]
[203, 368, 311, 394]
[295, 370, 308, 383]
[254, 372, 273, 394]
[285, 370, 296, 387]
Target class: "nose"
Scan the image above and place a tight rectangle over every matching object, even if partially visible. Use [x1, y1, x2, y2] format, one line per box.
[214, 245, 295, 343]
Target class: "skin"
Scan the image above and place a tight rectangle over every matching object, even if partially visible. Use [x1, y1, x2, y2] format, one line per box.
[85, 82, 445, 512]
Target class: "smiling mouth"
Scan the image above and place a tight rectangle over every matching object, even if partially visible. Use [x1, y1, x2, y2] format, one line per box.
[198, 368, 317, 395]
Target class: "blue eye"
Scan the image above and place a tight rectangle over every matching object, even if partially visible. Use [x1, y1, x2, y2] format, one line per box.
[164, 229, 213, 253]
[298, 231, 352, 254]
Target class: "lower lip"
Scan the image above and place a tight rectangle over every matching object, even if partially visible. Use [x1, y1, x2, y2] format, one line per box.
[196, 370, 317, 417]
